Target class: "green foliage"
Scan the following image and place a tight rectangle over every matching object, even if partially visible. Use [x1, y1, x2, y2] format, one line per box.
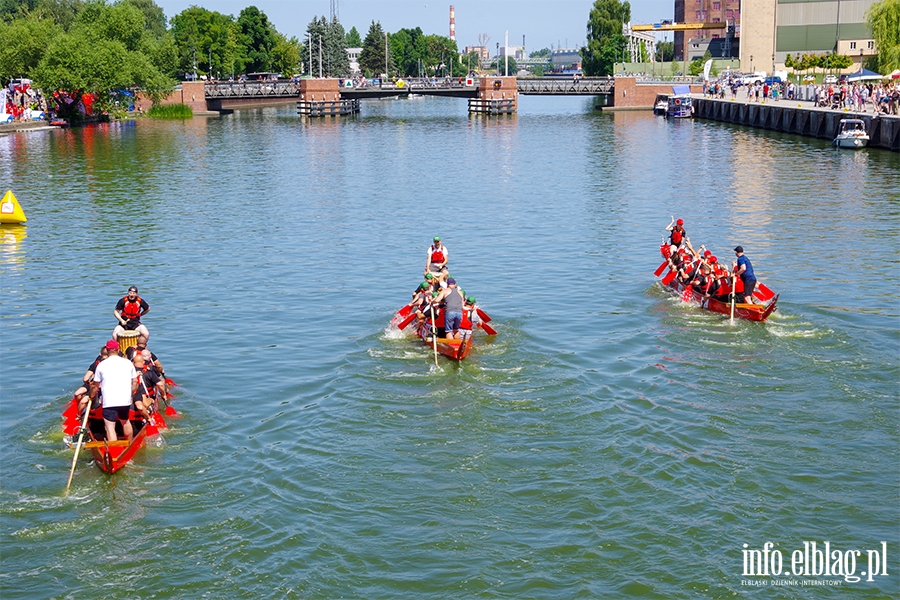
[237, 6, 276, 74]
[171, 6, 244, 78]
[581, 0, 631, 76]
[359, 20, 386, 76]
[345, 25, 361, 47]
[867, 0, 900, 72]
[270, 32, 300, 77]
[491, 55, 517, 75]
[0, 12, 61, 81]
[689, 57, 704, 76]
[529, 47, 551, 59]
[304, 15, 349, 77]
[655, 40, 674, 62]
[147, 102, 192, 118]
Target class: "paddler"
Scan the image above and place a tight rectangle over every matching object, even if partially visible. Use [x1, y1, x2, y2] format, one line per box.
[665, 217, 692, 254]
[437, 278, 465, 340]
[88, 340, 139, 443]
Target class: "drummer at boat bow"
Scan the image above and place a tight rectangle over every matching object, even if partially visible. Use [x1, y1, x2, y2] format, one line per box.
[113, 285, 150, 346]
[89, 339, 139, 443]
[426, 236, 448, 276]
[666, 217, 691, 253]
[733, 246, 757, 304]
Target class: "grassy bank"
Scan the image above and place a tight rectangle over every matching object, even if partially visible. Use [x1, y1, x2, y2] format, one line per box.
[147, 104, 193, 119]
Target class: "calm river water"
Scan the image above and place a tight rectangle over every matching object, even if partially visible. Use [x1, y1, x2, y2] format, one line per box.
[1, 97, 898, 599]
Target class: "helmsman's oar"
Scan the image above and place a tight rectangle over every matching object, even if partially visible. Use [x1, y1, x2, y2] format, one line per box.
[429, 303, 439, 366]
[65, 400, 92, 496]
[730, 272, 737, 322]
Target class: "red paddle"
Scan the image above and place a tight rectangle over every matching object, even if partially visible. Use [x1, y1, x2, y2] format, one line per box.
[397, 311, 418, 330]
[480, 321, 498, 335]
[397, 303, 413, 317]
[661, 270, 677, 285]
[754, 282, 775, 301]
[654, 260, 668, 277]
[475, 308, 492, 323]
[165, 378, 178, 387]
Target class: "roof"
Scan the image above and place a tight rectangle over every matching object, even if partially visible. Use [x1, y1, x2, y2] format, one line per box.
[672, 85, 691, 95]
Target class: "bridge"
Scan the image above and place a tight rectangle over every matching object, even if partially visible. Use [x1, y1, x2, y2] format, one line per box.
[204, 76, 616, 109]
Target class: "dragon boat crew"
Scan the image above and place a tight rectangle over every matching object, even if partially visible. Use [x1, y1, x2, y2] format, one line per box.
[88, 339, 139, 443]
[437, 278, 465, 340]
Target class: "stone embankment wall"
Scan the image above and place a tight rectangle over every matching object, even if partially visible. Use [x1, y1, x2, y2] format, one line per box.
[612, 78, 702, 109]
[135, 82, 208, 113]
[694, 98, 900, 152]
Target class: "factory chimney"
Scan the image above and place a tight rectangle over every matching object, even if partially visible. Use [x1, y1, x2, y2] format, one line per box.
[449, 5, 456, 40]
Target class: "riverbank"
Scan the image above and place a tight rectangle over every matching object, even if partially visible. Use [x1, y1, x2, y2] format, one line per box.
[0, 121, 60, 135]
[693, 95, 900, 151]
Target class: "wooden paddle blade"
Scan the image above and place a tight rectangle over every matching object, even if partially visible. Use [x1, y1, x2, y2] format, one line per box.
[475, 308, 492, 323]
[654, 260, 668, 277]
[398, 311, 418, 330]
[481, 322, 498, 335]
[661, 270, 677, 285]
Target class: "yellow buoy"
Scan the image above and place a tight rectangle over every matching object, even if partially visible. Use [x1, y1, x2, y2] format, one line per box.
[0, 190, 27, 224]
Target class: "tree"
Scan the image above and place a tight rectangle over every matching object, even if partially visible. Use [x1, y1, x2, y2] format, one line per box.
[325, 15, 349, 76]
[529, 47, 551, 58]
[655, 40, 674, 62]
[270, 32, 300, 77]
[581, 0, 631, 76]
[358, 20, 386, 76]
[171, 6, 244, 78]
[345, 25, 361, 47]
[867, 0, 900, 73]
[0, 13, 60, 81]
[492, 55, 517, 75]
[237, 5, 276, 73]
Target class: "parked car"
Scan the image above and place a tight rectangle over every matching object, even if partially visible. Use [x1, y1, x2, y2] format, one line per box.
[764, 76, 782, 86]
[824, 75, 838, 84]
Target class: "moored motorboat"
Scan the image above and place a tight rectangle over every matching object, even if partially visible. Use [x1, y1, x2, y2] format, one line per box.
[653, 94, 669, 116]
[833, 119, 869, 149]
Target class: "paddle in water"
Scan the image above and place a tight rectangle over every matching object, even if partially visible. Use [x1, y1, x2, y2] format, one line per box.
[65, 401, 92, 495]
[475, 308, 492, 323]
[480, 321, 498, 336]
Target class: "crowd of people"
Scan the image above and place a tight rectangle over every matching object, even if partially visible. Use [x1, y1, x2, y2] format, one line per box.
[663, 217, 759, 306]
[72, 286, 167, 443]
[405, 236, 482, 340]
[704, 76, 900, 115]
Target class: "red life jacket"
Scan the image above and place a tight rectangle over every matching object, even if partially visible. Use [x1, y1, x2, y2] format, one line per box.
[430, 244, 445, 264]
[670, 227, 684, 246]
[461, 309, 473, 329]
[121, 296, 143, 320]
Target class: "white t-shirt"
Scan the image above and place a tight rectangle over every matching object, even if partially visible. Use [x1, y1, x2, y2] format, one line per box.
[93, 355, 137, 408]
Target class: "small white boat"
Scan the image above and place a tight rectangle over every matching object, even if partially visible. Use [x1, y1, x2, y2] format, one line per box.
[833, 119, 869, 149]
[653, 94, 669, 116]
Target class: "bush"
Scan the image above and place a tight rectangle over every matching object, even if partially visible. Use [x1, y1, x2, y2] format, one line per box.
[147, 103, 193, 118]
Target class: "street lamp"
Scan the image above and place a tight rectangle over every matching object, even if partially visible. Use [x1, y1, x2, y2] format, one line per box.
[859, 49, 864, 73]
[750, 55, 753, 72]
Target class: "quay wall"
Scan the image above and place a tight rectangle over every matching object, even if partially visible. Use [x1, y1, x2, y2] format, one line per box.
[694, 98, 900, 152]
[612, 78, 702, 109]
[135, 81, 209, 113]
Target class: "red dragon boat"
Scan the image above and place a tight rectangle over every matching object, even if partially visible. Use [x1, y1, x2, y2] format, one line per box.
[62, 397, 169, 474]
[658, 244, 779, 322]
[390, 300, 496, 362]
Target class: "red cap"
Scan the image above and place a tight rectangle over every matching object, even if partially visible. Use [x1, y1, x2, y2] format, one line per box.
[704, 250, 712, 257]
[676, 218, 684, 225]
[106, 339, 119, 350]
[710, 256, 718, 264]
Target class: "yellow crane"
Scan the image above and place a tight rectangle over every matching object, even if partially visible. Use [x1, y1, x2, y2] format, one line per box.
[631, 22, 728, 32]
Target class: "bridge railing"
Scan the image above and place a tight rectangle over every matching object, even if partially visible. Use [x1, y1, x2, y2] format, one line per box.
[205, 81, 301, 98]
[516, 77, 615, 95]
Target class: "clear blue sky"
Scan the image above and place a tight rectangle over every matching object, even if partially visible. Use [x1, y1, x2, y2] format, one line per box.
[154, 0, 675, 51]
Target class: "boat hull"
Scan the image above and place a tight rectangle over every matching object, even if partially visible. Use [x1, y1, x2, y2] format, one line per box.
[663, 277, 778, 322]
[834, 135, 869, 148]
[63, 398, 166, 473]
[415, 321, 473, 360]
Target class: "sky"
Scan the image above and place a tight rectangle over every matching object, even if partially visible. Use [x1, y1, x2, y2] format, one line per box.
[153, 0, 676, 52]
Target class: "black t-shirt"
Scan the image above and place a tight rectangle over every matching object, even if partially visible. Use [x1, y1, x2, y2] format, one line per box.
[115, 296, 149, 323]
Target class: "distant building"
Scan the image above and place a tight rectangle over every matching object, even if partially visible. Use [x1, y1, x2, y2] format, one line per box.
[551, 49, 582, 72]
[347, 47, 362, 74]
[464, 45, 491, 61]
[673, 0, 741, 61]
[740, 0, 876, 75]
[624, 27, 658, 62]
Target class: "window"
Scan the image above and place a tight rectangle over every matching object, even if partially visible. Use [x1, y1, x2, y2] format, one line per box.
[726, 9, 733, 18]
[867, 41, 874, 49]
[713, 2, 721, 9]
[696, 10, 702, 19]
[713, 18, 721, 23]
[849, 41, 856, 50]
